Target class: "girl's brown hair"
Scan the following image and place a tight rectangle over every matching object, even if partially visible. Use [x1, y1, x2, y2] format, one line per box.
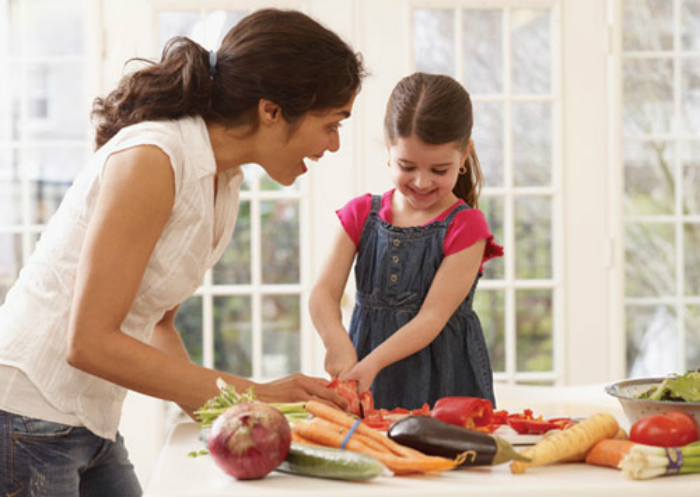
[383, 72, 483, 207]
[91, 9, 365, 149]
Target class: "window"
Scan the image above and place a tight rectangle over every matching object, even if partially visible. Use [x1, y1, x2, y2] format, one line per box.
[0, 0, 91, 304]
[411, 3, 561, 384]
[621, 0, 700, 376]
[155, 6, 308, 380]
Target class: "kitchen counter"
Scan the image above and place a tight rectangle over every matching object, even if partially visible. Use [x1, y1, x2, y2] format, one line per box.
[145, 384, 699, 497]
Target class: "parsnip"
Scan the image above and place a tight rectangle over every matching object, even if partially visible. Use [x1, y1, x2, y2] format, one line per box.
[510, 413, 619, 474]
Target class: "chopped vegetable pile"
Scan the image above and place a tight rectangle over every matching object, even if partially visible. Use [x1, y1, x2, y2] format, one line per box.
[636, 371, 700, 403]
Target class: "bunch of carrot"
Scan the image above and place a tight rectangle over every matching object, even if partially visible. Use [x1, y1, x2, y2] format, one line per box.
[295, 400, 463, 475]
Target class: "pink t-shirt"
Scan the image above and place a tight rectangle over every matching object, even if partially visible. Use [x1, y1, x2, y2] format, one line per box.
[336, 190, 503, 269]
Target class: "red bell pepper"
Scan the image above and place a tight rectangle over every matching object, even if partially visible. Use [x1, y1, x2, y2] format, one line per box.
[431, 396, 494, 432]
[630, 411, 699, 447]
[327, 378, 361, 417]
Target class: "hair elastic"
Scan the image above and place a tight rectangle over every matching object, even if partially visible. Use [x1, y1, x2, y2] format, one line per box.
[208, 50, 218, 76]
[340, 419, 362, 449]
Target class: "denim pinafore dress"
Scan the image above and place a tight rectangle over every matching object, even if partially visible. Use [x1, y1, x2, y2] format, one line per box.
[349, 195, 495, 410]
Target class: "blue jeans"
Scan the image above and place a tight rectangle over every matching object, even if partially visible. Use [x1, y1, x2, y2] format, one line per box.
[0, 409, 142, 497]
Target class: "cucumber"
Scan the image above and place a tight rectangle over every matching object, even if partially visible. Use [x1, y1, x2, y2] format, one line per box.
[276, 443, 390, 480]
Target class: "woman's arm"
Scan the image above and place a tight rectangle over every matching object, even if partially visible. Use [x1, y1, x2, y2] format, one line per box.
[340, 239, 487, 393]
[66, 145, 346, 411]
[309, 224, 358, 376]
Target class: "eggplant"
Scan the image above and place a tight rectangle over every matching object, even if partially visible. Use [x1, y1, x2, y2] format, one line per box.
[387, 416, 530, 466]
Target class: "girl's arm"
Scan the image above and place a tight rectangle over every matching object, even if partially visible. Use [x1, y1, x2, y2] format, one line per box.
[309, 224, 358, 377]
[340, 239, 487, 393]
[67, 145, 347, 411]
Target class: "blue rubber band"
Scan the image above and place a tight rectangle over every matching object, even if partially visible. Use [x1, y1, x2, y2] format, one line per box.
[340, 419, 361, 449]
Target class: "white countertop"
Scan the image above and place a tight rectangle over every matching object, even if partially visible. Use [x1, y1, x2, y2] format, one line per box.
[145, 384, 699, 497]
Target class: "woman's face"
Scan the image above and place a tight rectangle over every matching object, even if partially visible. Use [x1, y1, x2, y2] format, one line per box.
[261, 96, 355, 186]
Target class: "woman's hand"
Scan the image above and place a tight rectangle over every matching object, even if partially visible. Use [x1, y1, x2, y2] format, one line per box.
[324, 343, 358, 378]
[253, 373, 349, 410]
[339, 357, 379, 394]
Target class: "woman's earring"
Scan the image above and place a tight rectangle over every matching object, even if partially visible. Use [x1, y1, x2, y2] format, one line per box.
[459, 164, 468, 175]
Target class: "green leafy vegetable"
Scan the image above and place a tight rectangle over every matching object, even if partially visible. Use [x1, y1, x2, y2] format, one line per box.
[637, 372, 700, 402]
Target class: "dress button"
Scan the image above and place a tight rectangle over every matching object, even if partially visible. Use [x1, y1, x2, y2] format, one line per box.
[393, 239, 401, 247]
[392, 255, 400, 263]
[390, 274, 398, 282]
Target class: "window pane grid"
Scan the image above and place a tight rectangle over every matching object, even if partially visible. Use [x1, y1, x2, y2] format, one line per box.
[413, 2, 560, 385]
[622, 0, 700, 376]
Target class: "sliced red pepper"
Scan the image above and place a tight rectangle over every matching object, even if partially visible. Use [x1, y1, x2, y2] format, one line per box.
[409, 403, 431, 416]
[507, 418, 560, 435]
[327, 377, 361, 417]
[358, 390, 375, 417]
[431, 396, 494, 432]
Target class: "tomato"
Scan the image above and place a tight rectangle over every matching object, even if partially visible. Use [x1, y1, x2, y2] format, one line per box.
[629, 411, 699, 447]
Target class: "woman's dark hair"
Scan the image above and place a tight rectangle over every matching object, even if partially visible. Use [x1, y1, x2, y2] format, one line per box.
[91, 9, 366, 149]
[384, 72, 483, 208]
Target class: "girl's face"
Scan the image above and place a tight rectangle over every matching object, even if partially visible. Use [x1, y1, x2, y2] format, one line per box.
[261, 96, 355, 186]
[388, 135, 468, 212]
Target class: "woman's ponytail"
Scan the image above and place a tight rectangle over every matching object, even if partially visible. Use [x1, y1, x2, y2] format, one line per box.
[91, 37, 214, 149]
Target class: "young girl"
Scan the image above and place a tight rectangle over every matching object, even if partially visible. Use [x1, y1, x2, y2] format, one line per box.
[309, 72, 502, 410]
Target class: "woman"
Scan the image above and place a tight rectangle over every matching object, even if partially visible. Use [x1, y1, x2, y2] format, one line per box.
[0, 9, 365, 496]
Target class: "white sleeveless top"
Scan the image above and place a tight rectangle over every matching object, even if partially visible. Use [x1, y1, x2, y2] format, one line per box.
[0, 116, 243, 440]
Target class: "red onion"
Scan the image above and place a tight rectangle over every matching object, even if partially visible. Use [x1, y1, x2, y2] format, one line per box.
[208, 402, 291, 480]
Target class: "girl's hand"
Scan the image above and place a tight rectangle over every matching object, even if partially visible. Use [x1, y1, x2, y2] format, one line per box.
[324, 344, 358, 378]
[253, 373, 349, 410]
[339, 358, 379, 394]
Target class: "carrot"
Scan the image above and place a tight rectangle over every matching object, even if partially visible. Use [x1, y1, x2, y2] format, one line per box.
[510, 413, 619, 474]
[291, 432, 319, 445]
[293, 419, 461, 475]
[585, 439, 637, 469]
[308, 418, 392, 454]
[305, 400, 425, 458]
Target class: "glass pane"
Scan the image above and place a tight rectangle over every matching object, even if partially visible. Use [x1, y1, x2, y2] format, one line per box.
[513, 102, 551, 186]
[261, 200, 300, 284]
[682, 0, 700, 51]
[473, 101, 504, 187]
[682, 141, 700, 215]
[515, 197, 552, 279]
[15, 62, 87, 141]
[686, 305, 700, 370]
[159, 11, 200, 52]
[0, 147, 21, 225]
[23, 0, 85, 57]
[22, 146, 87, 224]
[262, 295, 300, 377]
[684, 223, 700, 296]
[0, 232, 22, 306]
[474, 289, 505, 372]
[213, 201, 251, 284]
[214, 295, 252, 376]
[623, 0, 673, 51]
[479, 196, 504, 280]
[414, 9, 456, 77]
[625, 222, 674, 297]
[626, 304, 677, 377]
[462, 10, 502, 94]
[681, 59, 700, 134]
[624, 140, 674, 216]
[0, 62, 9, 142]
[175, 296, 203, 366]
[623, 58, 674, 136]
[516, 289, 553, 372]
[511, 10, 551, 94]
[209, 11, 248, 50]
